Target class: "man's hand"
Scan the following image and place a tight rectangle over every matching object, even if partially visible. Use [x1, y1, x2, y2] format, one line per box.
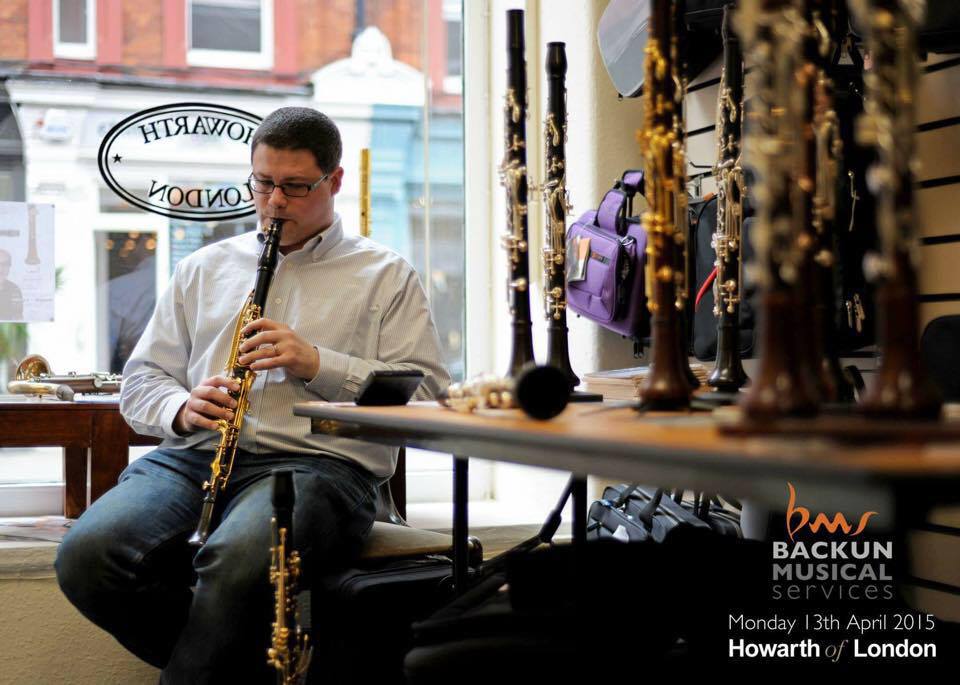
[174, 375, 240, 435]
[237, 318, 320, 380]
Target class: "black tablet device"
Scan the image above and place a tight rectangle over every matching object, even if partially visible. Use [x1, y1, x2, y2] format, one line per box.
[355, 369, 425, 406]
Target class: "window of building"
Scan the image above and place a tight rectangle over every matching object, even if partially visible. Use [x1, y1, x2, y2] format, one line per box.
[1, 0, 468, 515]
[442, 0, 463, 94]
[187, 0, 274, 70]
[53, 0, 97, 60]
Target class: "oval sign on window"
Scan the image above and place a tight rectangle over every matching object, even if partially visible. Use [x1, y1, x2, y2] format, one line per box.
[98, 103, 262, 221]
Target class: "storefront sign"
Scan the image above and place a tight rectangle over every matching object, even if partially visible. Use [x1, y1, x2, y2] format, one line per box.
[97, 103, 262, 221]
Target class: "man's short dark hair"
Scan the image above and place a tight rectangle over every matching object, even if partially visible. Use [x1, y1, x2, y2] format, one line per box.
[251, 107, 342, 173]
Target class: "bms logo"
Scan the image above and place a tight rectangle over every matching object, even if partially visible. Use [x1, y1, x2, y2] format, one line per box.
[785, 482, 878, 542]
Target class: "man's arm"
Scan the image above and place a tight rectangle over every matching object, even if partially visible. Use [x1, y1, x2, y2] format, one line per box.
[119, 264, 193, 439]
[306, 268, 451, 402]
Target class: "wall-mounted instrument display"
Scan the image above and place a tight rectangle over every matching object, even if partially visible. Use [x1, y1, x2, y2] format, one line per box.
[7, 354, 121, 401]
[707, 4, 749, 393]
[737, 0, 819, 418]
[500, 9, 536, 379]
[439, 363, 570, 421]
[542, 41, 595, 399]
[636, 0, 693, 409]
[850, 0, 942, 419]
[189, 217, 284, 547]
[267, 469, 313, 685]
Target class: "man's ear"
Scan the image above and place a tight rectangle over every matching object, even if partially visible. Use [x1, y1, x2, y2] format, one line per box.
[329, 166, 345, 196]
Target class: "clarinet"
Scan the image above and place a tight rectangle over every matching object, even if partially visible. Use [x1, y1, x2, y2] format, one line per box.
[267, 470, 312, 685]
[541, 42, 579, 392]
[707, 4, 749, 392]
[850, 0, 942, 418]
[499, 9, 536, 379]
[671, 0, 701, 391]
[807, 0, 855, 402]
[189, 218, 284, 546]
[636, 0, 692, 409]
[737, 0, 819, 418]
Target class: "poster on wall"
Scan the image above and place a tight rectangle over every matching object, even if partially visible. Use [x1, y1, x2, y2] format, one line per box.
[0, 201, 55, 323]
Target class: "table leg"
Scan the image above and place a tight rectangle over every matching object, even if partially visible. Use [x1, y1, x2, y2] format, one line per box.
[572, 476, 588, 548]
[453, 455, 469, 595]
[63, 447, 88, 519]
[90, 412, 130, 505]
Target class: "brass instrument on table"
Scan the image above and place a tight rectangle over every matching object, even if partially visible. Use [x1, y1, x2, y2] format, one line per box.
[850, 0, 942, 418]
[636, 0, 692, 409]
[439, 364, 570, 421]
[736, 0, 819, 417]
[360, 148, 371, 238]
[267, 470, 313, 685]
[499, 9, 536, 379]
[707, 4, 749, 392]
[189, 218, 284, 547]
[541, 41, 580, 393]
[8, 354, 121, 401]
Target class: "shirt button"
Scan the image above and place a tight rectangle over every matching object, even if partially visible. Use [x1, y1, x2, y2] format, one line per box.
[274, 297, 282, 304]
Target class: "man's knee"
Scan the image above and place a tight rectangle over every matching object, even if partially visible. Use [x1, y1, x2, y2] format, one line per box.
[55, 524, 115, 607]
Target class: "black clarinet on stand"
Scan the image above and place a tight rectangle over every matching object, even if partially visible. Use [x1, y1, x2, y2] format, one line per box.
[542, 42, 601, 403]
[851, 0, 942, 419]
[707, 4, 749, 393]
[500, 9, 536, 379]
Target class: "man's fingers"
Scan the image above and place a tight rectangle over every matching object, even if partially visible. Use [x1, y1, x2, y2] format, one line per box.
[195, 386, 238, 409]
[237, 346, 276, 366]
[201, 375, 240, 391]
[238, 330, 283, 353]
[188, 411, 221, 432]
[240, 317, 280, 338]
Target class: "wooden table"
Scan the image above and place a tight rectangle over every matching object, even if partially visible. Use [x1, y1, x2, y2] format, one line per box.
[293, 401, 960, 591]
[0, 398, 161, 517]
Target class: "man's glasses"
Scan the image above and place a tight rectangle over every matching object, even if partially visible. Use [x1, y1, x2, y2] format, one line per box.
[248, 173, 330, 198]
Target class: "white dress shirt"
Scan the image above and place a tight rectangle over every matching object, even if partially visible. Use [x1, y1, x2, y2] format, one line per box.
[120, 214, 451, 478]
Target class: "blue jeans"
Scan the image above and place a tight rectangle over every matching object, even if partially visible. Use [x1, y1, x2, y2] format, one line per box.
[55, 448, 379, 684]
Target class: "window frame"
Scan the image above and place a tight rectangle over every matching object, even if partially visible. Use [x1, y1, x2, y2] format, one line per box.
[52, 0, 97, 61]
[186, 0, 275, 71]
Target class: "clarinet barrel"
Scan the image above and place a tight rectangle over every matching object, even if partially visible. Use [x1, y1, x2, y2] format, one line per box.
[636, 0, 692, 409]
[707, 4, 749, 392]
[500, 9, 536, 379]
[542, 42, 579, 392]
[852, 0, 941, 419]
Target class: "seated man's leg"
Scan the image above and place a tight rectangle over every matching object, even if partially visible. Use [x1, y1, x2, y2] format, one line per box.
[162, 455, 379, 685]
[55, 448, 208, 667]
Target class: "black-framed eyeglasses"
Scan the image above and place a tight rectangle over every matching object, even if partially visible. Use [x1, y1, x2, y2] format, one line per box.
[248, 173, 330, 198]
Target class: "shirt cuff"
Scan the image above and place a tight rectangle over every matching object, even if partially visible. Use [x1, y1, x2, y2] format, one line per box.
[305, 346, 351, 400]
[161, 390, 192, 439]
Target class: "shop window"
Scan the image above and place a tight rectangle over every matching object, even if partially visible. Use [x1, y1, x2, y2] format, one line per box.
[188, 0, 274, 70]
[53, 0, 96, 60]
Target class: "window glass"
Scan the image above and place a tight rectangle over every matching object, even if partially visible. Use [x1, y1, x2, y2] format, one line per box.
[1, 0, 467, 507]
[191, 0, 262, 53]
[58, 0, 88, 45]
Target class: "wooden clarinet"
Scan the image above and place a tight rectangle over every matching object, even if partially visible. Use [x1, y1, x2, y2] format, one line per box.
[707, 4, 749, 392]
[671, 0, 701, 391]
[541, 42, 579, 392]
[850, 0, 942, 419]
[737, 0, 819, 418]
[636, 0, 692, 409]
[500, 9, 536, 379]
[808, 0, 855, 402]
